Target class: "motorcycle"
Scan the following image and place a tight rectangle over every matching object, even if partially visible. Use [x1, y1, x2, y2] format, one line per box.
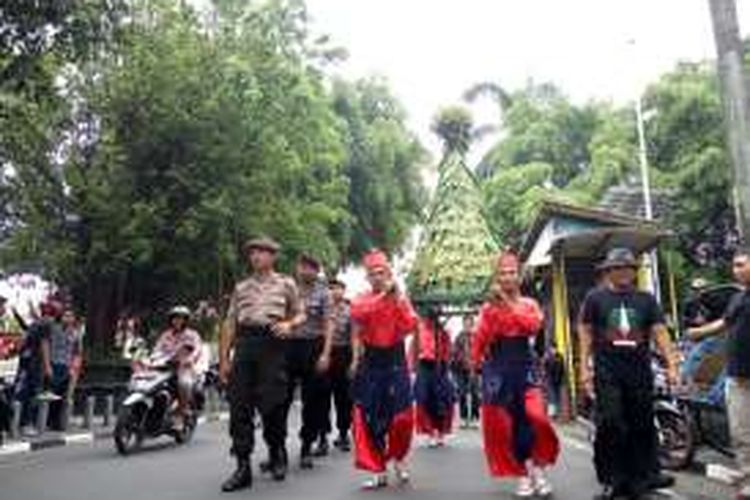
[114, 349, 206, 456]
[652, 358, 695, 471]
[655, 283, 739, 470]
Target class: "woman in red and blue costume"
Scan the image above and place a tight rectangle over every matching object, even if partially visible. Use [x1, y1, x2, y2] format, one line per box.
[350, 249, 419, 490]
[411, 310, 455, 447]
[472, 251, 560, 498]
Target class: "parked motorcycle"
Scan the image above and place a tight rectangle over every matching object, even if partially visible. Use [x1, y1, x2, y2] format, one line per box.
[652, 359, 695, 470]
[114, 350, 205, 456]
[655, 283, 739, 470]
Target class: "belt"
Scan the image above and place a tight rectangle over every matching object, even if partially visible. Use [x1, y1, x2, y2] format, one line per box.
[363, 343, 405, 367]
[488, 338, 531, 362]
[238, 324, 274, 338]
[595, 338, 649, 351]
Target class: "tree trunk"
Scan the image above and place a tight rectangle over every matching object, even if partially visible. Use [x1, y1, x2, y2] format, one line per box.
[708, 0, 750, 241]
[84, 274, 124, 359]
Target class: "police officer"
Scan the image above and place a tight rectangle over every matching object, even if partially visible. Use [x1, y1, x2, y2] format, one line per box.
[319, 278, 353, 452]
[219, 237, 305, 492]
[278, 253, 333, 470]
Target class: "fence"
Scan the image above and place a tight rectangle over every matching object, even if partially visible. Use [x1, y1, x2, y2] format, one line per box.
[2, 382, 228, 443]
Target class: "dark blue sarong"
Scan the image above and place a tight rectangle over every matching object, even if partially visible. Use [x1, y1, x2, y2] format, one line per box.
[482, 338, 537, 463]
[352, 344, 412, 452]
[414, 360, 455, 424]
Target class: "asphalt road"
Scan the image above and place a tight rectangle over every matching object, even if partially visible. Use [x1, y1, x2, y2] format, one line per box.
[0, 420, 735, 500]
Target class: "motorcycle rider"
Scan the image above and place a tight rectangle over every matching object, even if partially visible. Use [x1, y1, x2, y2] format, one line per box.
[154, 306, 203, 431]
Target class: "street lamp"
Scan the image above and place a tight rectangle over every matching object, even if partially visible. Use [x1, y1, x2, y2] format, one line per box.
[629, 38, 662, 302]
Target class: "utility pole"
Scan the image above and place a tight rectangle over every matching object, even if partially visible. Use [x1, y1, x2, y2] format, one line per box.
[628, 38, 662, 300]
[708, 0, 750, 241]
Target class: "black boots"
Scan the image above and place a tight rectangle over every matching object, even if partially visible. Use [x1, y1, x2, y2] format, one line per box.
[259, 447, 288, 481]
[221, 456, 253, 492]
[300, 442, 314, 469]
[334, 433, 351, 452]
[313, 436, 329, 457]
[270, 447, 288, 481]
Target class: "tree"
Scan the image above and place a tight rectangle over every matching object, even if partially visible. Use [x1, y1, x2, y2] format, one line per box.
[1, 0, 426, 354]
[641, 62, 737, 270]
[408, 114, 499, 305]
[332, 77, 426, 259]
[476, 82, 635, 245]
[431, 106, 474, 155]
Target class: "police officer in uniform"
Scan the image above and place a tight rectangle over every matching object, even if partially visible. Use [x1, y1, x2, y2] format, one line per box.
[219, 237, 305, 492]
[278, 253, 333, 469]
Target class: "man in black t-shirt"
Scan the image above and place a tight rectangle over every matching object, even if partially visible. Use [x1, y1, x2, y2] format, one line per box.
[578, 248, 678, 500]
[688, 248, 750, 499]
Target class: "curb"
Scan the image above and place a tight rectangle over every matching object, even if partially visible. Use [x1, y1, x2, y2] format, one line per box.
[0, 412, 230, 458]
[559, 419, 741, 487]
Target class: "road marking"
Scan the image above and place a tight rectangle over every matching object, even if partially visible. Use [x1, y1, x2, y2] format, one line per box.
[706, 463, 742, 485]
[561, 435, 593, 455]
[653, 489, 689, 500]
[0, 442, 31, 456]
[65, 433, 94, 445]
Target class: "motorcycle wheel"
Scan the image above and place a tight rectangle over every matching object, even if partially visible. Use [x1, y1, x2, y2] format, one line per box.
[114, 406, 142, 456]
[174, 414, 197, 445]
[655, 407, 695, 470]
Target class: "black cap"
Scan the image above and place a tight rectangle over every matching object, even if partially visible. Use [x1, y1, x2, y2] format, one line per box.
[596, 247, 639, 271]
[298, 253, 321, 270]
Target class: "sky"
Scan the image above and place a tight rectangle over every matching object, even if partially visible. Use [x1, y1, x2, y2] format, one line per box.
[9, 1, 750, 310]
[301, 0, 750, 300]
[305, 0, 750, 158]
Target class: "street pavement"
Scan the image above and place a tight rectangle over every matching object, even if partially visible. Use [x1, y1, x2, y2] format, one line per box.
[0, 420, 736, 500]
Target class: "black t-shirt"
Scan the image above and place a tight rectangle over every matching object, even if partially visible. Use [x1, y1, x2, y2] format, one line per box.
[19, 319, 51, 369]
[580, 287, 665, 358]
[723, 289, 750, 378]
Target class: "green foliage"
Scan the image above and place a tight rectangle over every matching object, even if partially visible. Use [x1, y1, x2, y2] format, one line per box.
[478, 83, 635, 246]
[332, 77, 426, 260]
[480, 83, 604, 186]
[431, 106, 474, 154]
[409, 151, 498, 304]
[641, 62, 735, 267]
[1, 0, 425, 348]
[477, 63, 737, 276]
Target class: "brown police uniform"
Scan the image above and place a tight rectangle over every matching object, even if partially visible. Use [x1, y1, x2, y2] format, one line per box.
[226, 270, 300, 461]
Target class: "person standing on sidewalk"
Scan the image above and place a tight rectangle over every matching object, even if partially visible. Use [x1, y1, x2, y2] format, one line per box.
[688, 247, 750, 500]
[277, 254, 334, 469]
[451, 314, 480, 429]
[318, 278, 353, 452]
[47, 308, 84, 431]
[579, 247, 678, 500]
[14, 300, 62, 436]
[219, 237, 305, 492]
[350, 249, 419, 490]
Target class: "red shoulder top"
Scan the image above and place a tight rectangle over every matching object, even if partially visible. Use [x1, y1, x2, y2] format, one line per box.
[350, 291, 418, 348]
[471, 297, 543, 367]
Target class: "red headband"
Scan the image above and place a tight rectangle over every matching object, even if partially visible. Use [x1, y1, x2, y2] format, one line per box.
[363, 249, 391, 272]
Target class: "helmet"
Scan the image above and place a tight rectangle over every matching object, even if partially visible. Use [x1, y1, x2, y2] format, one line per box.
[167, 305, 191, 320]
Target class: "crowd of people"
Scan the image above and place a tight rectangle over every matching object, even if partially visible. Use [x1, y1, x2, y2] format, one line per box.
[6, 237, 750, 500]
[0, 297, 85, 437]
[213, 236, 685, 500]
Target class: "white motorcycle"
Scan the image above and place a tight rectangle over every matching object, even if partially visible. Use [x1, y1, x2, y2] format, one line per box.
[114, 349, 205, 455]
